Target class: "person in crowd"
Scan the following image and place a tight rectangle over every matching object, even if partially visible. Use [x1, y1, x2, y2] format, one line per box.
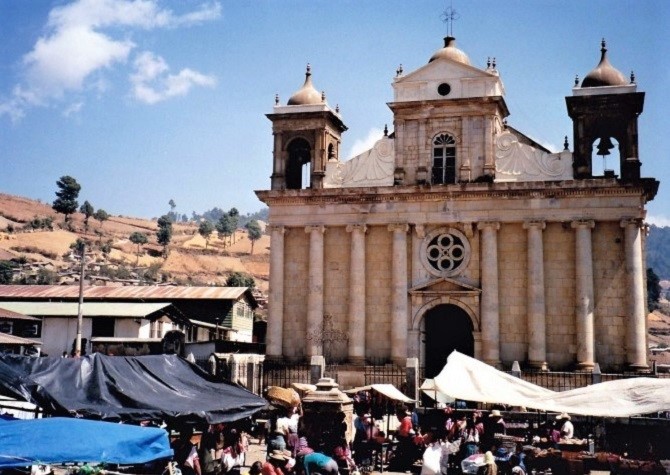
[249, 462, 263, 475]
[172, 426, 202, 475]
[267, 416, 288, 458]
[332, 437, 357, 473]
[420, 430, 451, 475]
[476, 451, 498, 475]
[556, 413, 574, 439]
[262, 451, 289, 475]
[509, 454, 526, 475]
[461, 417, 480, 458]
[199, 424, 224, 475]
[303, 452, 339, 475]
[390, 408, 417, 471]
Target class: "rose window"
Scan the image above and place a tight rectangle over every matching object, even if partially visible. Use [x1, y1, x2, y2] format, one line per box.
[421, 228, 470, 277]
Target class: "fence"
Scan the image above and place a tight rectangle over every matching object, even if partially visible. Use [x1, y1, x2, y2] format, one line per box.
[263, 360, 311, 388]
[365, 363, 407, 389]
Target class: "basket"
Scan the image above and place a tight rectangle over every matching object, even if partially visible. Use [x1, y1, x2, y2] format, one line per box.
[267, 386, 300, 409]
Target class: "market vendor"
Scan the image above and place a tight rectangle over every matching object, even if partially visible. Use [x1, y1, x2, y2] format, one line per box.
[556, 413, 574, 439]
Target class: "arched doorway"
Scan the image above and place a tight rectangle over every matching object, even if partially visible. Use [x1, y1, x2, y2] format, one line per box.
[422, 304, 474, 378]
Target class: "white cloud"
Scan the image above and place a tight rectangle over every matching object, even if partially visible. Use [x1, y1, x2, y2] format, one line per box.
[647, 215, 670, 228]
[63, 101, 84, 117]
[0, 0, 221, 119]
[347, 127, 385, 159]
[131, 51, 216, 104]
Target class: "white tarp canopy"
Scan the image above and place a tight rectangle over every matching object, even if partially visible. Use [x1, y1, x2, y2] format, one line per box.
[344, 384, 414, 403]
[420, 379, 455, 404]
[434, 351, 670, 417]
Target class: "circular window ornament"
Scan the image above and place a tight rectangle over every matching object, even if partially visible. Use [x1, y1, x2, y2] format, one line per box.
[437, 83, 451, 96]
[420, 227, 470, 277]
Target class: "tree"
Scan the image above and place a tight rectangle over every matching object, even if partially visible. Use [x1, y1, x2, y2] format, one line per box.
[129, 231, 148, 266]
[246, 220, 262, 255]
[198, 220, 214, 249]
[52, 175, 81, 223]
[80, 201, 94, 233]
[0, 261, 14, 284]
[94, 209, 109, 228]
[169, 199, 176, 212]
[647, 267, 661, 311]
[216, 214, 235, 247]
[156, 215, 173, 258]
[225, 271, 255, 289]
[228, 208, 239, 243]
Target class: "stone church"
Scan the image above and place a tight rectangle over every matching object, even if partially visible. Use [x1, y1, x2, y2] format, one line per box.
[255, 36, 657, 375]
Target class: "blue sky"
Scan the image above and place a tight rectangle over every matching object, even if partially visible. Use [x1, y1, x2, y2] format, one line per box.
[1, 1, 669, 223]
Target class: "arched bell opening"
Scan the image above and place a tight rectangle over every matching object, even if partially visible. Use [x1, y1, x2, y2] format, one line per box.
[286, 138, 312, 189]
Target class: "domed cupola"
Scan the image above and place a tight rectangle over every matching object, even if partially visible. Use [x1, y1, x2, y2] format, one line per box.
[581, 39, 628, 88]
[428, 36, 471, 65]
[288, 64, 324, 106]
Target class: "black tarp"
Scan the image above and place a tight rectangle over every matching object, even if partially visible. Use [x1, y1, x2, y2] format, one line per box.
[0, 353, 266, 424]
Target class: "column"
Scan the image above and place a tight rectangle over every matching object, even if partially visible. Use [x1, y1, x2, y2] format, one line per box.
[266, 225, 286, 359]
[389, 223, 409, 365]
[478, 222, 501, 366]
[524, 220, 547, 369]
[411, 224, 425, 284]
[571, 220, 595, 370]
[306, 225, 326, 357]
[346, 224, 367, 364]
[621, 218, 648, 370]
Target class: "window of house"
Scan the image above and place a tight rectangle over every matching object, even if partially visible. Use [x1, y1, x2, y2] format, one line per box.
[432, 133, 457, 184]
[91, 318, 115, 337]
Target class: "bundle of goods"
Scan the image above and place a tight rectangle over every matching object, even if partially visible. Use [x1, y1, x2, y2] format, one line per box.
[266, 386, 301, 410]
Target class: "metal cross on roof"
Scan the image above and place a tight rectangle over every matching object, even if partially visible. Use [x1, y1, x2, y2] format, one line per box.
[441, 4, 460, 37]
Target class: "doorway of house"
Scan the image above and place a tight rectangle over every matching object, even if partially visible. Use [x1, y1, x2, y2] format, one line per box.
[423, 304, 474, 378]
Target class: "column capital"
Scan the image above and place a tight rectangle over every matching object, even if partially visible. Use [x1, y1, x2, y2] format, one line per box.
[477, 221, 501, 231]
[267, 224, 287, 235]
[305, 225, 326, 234]
[523, 220, 546, 230]
[412, 224, 426, 239]
[620, 217, 643, 229]
[345, 224, 367, 234]
[570, 220, 595, 230]
[388, 223, 409, 233]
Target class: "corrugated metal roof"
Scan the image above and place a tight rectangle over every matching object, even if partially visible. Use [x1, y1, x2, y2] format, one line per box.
[0, 306, 40, 321]
[0, 302, 172, 318]
[190, 319, 236, 331]
[0, 333, 42, 345]
[0, 285, 250, 300]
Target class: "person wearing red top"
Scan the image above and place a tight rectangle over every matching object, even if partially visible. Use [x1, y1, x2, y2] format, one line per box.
[397, 412, 413, 438]
[262, 451, 288, 475]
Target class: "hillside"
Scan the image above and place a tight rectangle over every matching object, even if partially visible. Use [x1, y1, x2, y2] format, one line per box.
[0, 193, 269, 292]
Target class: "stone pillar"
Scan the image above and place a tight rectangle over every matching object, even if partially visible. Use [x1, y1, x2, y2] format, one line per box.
[271, 132, 284, 190]
[306, 225, 326, 357]
[346, 224, 367, 364]
[389, 224, 409, 365]
[571, 220, 595, 370]
[483, 116, 495, 176]
[478, 222, 501, 366]
[266, 225, 286, 359]
[621, 218, 648, 370]
[411, 225, 425, 284]
[405, 357, 419, 404]
[310, 355, 325, 384]
[523, 220, 547, 370]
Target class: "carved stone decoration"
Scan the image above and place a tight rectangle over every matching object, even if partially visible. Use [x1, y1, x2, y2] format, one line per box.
[324, 136, 395, 188]
[420, 227, 471, 278]
[495, 131, 572, 182]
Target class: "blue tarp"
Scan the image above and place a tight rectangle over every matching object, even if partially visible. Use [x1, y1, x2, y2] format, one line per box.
[0, 417, 173, 468]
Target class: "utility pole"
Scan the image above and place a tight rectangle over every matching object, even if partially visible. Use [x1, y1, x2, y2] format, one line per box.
[75, 242, 85, 357]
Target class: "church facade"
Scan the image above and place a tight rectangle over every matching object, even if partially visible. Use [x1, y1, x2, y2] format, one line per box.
[255, 37, 658, 374]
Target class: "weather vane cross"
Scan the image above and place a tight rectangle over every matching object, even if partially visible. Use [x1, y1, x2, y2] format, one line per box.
[441, 4, 460, 37]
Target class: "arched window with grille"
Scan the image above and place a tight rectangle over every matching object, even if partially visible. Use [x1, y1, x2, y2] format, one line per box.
[432, 133, 457, 184]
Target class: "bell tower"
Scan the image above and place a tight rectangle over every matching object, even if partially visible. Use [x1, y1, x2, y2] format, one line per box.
[566, 39, 644, 181]
[267, 65, 347, 190]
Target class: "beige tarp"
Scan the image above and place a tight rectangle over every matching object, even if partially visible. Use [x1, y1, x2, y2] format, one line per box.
[434, 351, 670, 417]
[420, 378, 455, 404]
[344, 383, 414, 403]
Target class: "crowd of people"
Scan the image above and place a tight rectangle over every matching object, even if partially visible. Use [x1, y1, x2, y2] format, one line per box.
[167, 396, 587, 475]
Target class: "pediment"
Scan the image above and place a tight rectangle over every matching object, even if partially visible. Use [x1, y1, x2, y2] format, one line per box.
[409, 276, 481, 295]
[392, 58, 505, 103]
[398, 58, 492, 83]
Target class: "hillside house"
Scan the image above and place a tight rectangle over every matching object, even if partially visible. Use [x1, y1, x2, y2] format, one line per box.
[0, 306, 41, 355]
